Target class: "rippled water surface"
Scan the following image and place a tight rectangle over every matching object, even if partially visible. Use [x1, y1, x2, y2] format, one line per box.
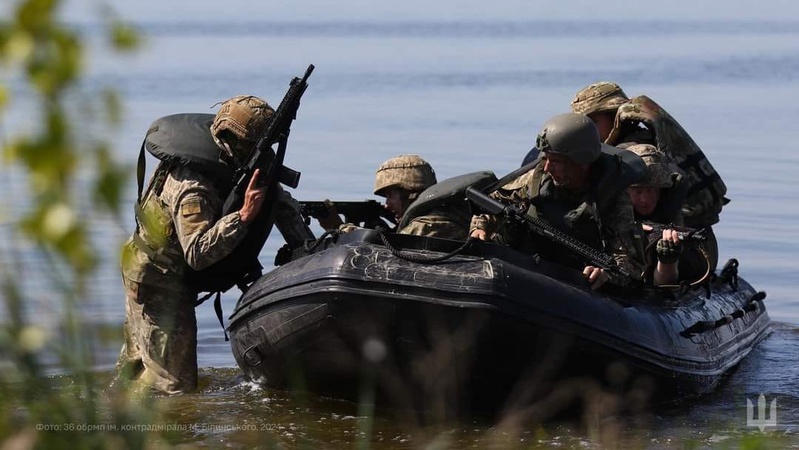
[2, 0, 799, 446]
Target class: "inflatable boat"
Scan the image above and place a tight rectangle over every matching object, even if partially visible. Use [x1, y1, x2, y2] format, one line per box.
[226, 173, 771, 415]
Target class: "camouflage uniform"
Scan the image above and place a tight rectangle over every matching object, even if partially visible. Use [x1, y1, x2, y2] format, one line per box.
[572, 83, 724, 271]
[116, 96, 312, 394]
[571, 82, 727, 229]
[372, 154, 469, 240]
[625, 144, 715, 283]
[117, 164, 246, 394]
[470, 166, 645, 284]
[474, 113, 645, 287]
[399, 208, 471, 240]
[625, 143, 685, 226]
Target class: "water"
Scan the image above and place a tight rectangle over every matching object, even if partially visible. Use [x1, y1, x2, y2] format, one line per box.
[3, 0, 799, 446]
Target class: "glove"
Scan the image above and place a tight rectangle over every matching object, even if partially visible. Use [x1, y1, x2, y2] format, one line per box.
[317, 199, 343, 230]
[656, 238, 683, 264]
[338, 223, 359, 234]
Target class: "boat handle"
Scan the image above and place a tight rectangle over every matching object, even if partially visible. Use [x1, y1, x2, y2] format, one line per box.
[680, 291, 767, 337]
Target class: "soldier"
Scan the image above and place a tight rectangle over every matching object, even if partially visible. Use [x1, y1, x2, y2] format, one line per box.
[570, 81, 643, 143]
[570, 81, 725, 271]
[320, 154, 470, 240]
[521, 82, 644, 166]
[472, 113, 646, 290]
[625, 144, 710, 286]
[116, 95, 312, 394]
[625, 144, 685, 226]
[624, 144, 684, 285]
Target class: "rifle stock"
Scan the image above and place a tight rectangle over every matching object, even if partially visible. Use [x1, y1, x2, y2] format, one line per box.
[465, 186, 631, 279]
[222, 64, 314, 215]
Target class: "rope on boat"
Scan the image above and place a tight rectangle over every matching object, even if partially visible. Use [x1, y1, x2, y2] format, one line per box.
[654, 245, 714, 293]
[377, 230, 476, 264]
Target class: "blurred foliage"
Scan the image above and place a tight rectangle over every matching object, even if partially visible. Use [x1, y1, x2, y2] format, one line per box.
[0, 0, 165, 448]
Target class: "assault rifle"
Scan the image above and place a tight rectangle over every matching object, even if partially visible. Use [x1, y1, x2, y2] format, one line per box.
[187, 65, 314, 296]
[465, 186, 632, 280]
[299, 200, 397, 229]
[641, 221, 706, 242]
[222, 64, 314, 214]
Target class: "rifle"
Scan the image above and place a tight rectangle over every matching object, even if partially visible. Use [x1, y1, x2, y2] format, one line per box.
[465, 186, 632, 280]
[186, 65, 314, 295]
[299, 200, 397, 229]
[641, 221, 706, 242]
[222, 64, 314, 214]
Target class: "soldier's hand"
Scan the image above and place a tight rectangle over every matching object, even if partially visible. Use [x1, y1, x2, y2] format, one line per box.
[317, 199, 344, 230]
[656, 229, 683, 264]
[239, 169, 267, 224]
[470, 229, 488, 241]
[583, 265, 609, 290]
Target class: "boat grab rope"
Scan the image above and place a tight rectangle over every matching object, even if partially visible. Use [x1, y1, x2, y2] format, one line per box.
[654, 245, 713, 294]
[377, 229, 476, 264]
[680, 290, 767, 337]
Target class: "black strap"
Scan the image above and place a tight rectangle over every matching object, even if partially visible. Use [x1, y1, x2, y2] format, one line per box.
[214, 292, 228, 342]
[196, 291, 228, 341]
[137, 140, 147, 203]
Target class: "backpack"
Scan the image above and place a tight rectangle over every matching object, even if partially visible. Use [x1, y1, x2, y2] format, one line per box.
[607, 95, 729, 228]
[136, 113, 275, 295]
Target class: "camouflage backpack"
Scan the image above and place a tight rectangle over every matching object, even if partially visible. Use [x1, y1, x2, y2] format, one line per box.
[606, 95, 729, 228]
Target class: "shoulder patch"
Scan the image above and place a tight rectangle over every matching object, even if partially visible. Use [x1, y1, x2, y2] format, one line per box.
[180, 199, 202, 216]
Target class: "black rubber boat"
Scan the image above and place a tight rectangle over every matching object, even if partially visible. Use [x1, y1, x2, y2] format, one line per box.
[227, 173, 771, 416]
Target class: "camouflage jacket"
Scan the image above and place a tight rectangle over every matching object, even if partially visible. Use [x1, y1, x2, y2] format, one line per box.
[122, 164, 311, 287]
[399, 209, 470, 240]
[470, 167, 645, 285]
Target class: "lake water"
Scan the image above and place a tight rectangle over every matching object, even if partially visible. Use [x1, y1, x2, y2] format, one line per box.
[2, 0, 799, 446]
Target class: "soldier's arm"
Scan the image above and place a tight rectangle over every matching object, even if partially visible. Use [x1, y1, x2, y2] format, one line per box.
[273, 186, 314, 248]
[166, 173, 250, 271]
[604, 191, 646, 283]
[470, 169, 537, 239]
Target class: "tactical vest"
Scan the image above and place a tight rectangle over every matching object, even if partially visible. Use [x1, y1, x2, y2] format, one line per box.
[135, 113, 275, 295]
[606, 95, 729, 228]
[520, 150, 644, 268]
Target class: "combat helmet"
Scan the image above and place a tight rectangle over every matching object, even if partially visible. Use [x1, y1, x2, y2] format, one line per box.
[570, 81, 630, 116]
[626, 144, 674, 188]
[535, 113, 605, 165]
[374, 154, 437, 198]
[211, 95, 274, 164]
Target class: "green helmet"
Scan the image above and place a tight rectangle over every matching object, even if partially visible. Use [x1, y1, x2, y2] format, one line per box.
[626, 144, 674, 188]
[535, 113, 603, 165]
[570, 81, 629, 116]
[373, 154, 437, 197]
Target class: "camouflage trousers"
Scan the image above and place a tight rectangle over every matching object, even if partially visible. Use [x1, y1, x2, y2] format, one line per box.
[115, 275, 198, 395]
